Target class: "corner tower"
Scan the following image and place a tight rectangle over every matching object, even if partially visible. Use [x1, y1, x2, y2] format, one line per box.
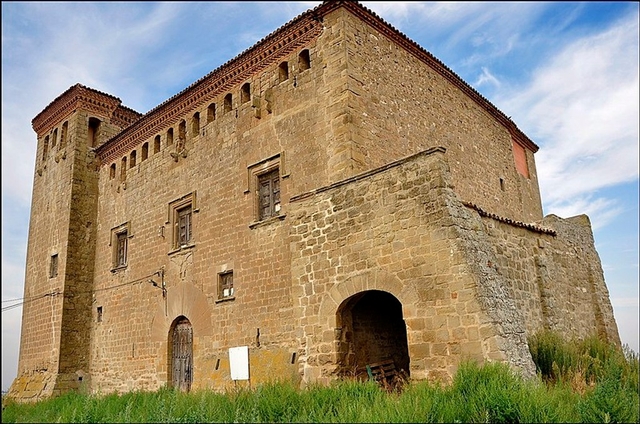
[7, 84, 141, 401]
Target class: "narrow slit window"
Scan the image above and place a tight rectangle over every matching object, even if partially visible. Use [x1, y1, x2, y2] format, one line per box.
[192, 112, 200, 136]
[207, 103, 216, 123]
[120, 157, 127, 181]
[49, 254, 59, 278]
[111, 223, 130, 270]
[167, 128, 174, 146]
[110, 163, 116, 179]
[130, 150, 137, 168]
[278, 62, 289, 82]
[88, 117, 101, 147]
[154, 135, 161, 153]
[97, 306, 103, 323]
[178, 120, 186, 143]
[241, 83, 251, 104]
[52, 128, 58, 148]
[60, 121, 68, 148]
[42, 136, 49, 161]
[224, 93, 233, 113]
[298, 49, 310, 71]
[115, 231, 128, 267]
[142, 143, 149, 161]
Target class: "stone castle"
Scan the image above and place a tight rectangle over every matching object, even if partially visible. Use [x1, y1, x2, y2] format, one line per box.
[8, 1, 620, 402]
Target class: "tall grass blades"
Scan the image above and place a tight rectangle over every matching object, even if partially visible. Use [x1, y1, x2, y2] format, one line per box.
[2, 333, 638, 423]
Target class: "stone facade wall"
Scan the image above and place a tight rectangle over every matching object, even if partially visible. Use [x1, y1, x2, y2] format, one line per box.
[288, 149, 536, 384]
[475, 212, 620, 344]
[88, 26, 337, 394]
[334, 9, 543, 223]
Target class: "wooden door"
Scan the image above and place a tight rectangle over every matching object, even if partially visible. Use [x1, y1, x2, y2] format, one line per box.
[171, 317, 193, 392]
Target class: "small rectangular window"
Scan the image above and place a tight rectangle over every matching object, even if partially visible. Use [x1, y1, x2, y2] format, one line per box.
[97, 306, 103, 323]
[258, 168, 280, 220]
[49, 254, 59, 278]
[219, 271, 234, 299]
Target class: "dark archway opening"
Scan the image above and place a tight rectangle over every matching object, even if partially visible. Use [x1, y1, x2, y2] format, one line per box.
[336, 290, 410, 384]
[168, 316, 193, 392]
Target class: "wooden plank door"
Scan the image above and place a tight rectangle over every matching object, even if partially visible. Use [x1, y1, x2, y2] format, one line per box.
[171, 317, 193, 392]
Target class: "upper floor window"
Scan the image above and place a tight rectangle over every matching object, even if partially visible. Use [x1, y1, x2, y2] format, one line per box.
[154, 135, 161, 153]
[218, 271, 234, 300]
[258, 168, 280, 220]
[60, 121, 68, 148]
[116, 231, 128, 267]
[88, 117, 101, 147]
[176, 205, 192, 248]
[49, 254, 59, 278]
[42, 136, 49, 161]
[168, 192, 197, 251]
[111, 222, 130, 270]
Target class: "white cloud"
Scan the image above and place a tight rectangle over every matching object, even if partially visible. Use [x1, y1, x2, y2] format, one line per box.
[474, 66, 501, 88]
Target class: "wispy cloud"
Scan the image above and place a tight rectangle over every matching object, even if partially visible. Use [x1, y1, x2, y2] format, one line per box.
[493, 12, 639, 223]
[473, 67, 501, 89]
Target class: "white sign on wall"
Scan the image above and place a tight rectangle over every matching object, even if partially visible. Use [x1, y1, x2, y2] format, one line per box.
[229, 346, 249, 380]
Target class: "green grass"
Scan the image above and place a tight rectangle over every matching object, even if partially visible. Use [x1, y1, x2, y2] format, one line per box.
[3, 332, 638, 423]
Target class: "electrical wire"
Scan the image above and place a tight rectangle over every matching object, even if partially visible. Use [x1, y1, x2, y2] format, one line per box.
[1, 269, 164, 313]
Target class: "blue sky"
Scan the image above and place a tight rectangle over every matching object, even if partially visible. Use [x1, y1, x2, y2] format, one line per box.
[2, 2, 638, 392]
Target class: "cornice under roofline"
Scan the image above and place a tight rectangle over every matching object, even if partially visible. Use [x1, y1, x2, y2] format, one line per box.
[95, 8, 324, 164]
[321, 1, 539, 153]
[32, 84, 134, 137]
[95, 0, 538, 164]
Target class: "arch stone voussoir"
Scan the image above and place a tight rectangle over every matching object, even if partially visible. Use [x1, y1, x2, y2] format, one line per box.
[319, 269, 417, 321]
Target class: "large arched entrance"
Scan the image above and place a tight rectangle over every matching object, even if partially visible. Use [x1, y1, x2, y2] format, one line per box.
[336, 290, 410, 380]
[169, 316, 193, 392]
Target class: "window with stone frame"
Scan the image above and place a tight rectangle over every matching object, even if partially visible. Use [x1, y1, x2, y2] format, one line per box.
[111, 222, 130, 270]
[115, 231, 128, 267]
[218, 271, 234, 300]
[246, 154, 287, 226]
[176, 204, 192, 248]
[168, 192, 197, 251]
[258, 168, 280, 220]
